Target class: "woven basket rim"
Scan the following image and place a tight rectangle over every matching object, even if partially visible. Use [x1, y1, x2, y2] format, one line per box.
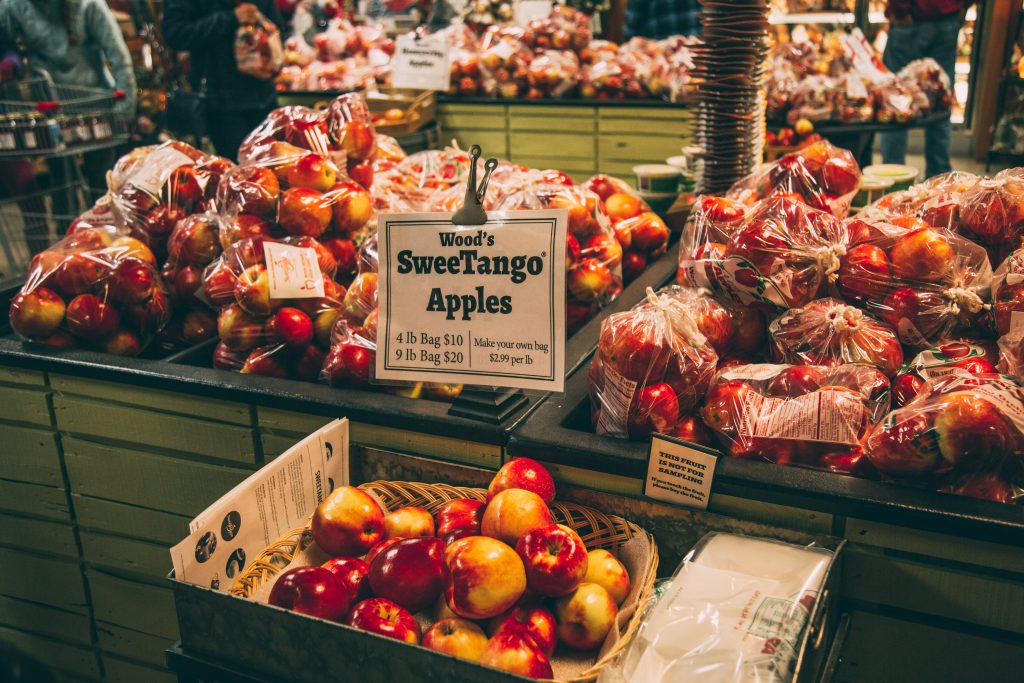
[228, 480, 658, 683]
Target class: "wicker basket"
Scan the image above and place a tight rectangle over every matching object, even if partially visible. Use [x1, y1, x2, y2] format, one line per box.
[366, 89, 436, 136]
[229, 480, 659, 683]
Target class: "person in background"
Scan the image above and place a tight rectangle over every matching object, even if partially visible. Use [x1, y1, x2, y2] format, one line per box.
[0, 0, 138, 213]
[163, 1, 286, 160]
[880, 0, 973, 178]
[625, 0, 701, 40]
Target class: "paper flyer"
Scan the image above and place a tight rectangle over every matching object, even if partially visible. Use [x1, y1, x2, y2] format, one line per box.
[171, 419, 349, 590]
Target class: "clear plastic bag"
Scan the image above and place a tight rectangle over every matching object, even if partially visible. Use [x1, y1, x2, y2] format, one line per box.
[659, 285, 767, 361]
[836, 219, 992, 348]
[589, 287, 718, 439]
[598, 532, 833, 683]
[769, 297, 904, 377]
[865, 370, 1024, 504]
[678, 193, 849, 311]
[957, 169, 1024, 253]
[701, 361, 888, 473]
[10, 226, 171, 354]
[235, 15, 284, 80]
[893, 341, 998, 407]
[526, 50, 581, 99]
[897, 58, 953, 112]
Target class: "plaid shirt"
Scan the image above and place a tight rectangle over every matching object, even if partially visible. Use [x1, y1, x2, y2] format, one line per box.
[625, 0, 701, 40]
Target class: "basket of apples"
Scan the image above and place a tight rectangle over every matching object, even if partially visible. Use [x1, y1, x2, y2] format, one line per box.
[9, 225, 172, 355]
[232, 459, 657, 681]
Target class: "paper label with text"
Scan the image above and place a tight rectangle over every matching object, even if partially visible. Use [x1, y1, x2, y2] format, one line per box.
[595, 363, 638, 436]
[392, 34, 451, 91]
[739, 391, 865, 445]
[376, 210, 566, 391]
[171, 420, 348, 591]
[645, 435, 719, 510]
[131, 146, 195, 197]
[264, 241, 325, 299]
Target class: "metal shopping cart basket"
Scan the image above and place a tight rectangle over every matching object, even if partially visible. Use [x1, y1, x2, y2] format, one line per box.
[0, 69, 129, 282]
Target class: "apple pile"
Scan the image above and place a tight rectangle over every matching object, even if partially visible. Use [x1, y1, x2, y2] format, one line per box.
[728, 140, 861, 217]
[701, 362, 890, 475]
[679, 193, 850, 310]
[109, 141, 234, 262]
[956, 169, 1024, 260]
[525, 50, 581, 99]
[769, 298, 904, 378]
[892, 342, 998, 407]
[526, 5, 592, 54]
[589, 287, 718, 439]
[234, 15, 283, 81]
[660, 286, 766, 362]
[9, 226, 172, 354]
[836, 218, 993, 348]
[202, 236, 346, 379]
[158, 212, 222, 348]
[268, 459, 633, 679]
[865, 371, 1024, 504]
[585, 174, 669, 286]
[859, 171, 980, 232]
[238, 93, 378, 191]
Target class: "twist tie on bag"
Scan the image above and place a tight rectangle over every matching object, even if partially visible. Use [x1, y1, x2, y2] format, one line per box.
[645, 286, 707, 348]
[944, 286, 989, 316]
[815, 243, 848, 282]
[980, 178, 1006, 190]
[829, 304, 864, 333]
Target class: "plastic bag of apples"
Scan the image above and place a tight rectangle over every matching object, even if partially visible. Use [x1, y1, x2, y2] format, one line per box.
[865, 370, 1024, 504]
[727, 139, 861, 218]
[835, 216, 993, 349]
[700, 362, 891, 476]
[955, 169, 1024, 261]
[584, 174, 668, 287]
[892, 341, 999, 407]
[9, 225, 172, 355]
[109, 140, 234, 262]
[678, 193, 850, 311]
[157, 212, 223, 349]
[589, 287, 718, 440]
[255, 458, 652, 680]
[858, 170, 979, 231]
[202, 236, 347, 380]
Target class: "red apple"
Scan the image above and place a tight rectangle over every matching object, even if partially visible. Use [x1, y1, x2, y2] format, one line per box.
[347, 158, 374, 191]
[108, 258, 155, 304]
[889, 228, 953, 282]
[342, 272, 377, 324]
[321, 557, 371, 602]
[222, 214, 272, 247]
[329, 182, 373, 234]
[364, 536, 405, 566]
[481, 489, 554, 548]
[268, 565, 352, 620]
[142, 204, 188, 244]
[278, 188, 332, 238]
[181, 307, 217, 345]
[111, 236, 155, 265]
[203, 264, 239, 306]
[168, 215, 220, 267]
[212, 341, 247, 371]
[585, 175, 620, 202]
[568, 258, 613, 302]
[628, 382, 680, 438]
[290, 344, 326, 381]
[444, 536, 527, 620]
[100, 329, 142, 356]
[234, 264, 273, 316]
[383, 506, 435, 539]
[65, 294, 119, 339]
[554, 582, 619, 650]
[865, 412, 940, 476]
[892, 373, 927, 407]
[165, 165, 204, 209]
[322, 236, 358, 276]
[488, 458, 555, 504]
[422, 618, 488, 662]
[346, 598, 419, 644]
[267, 307, 313, 349]
[224, 165, 280, 217]
[368, 536, 446, 613]
[480, 630, 553, 679]
[515, 524, 588, 598]
[622, 251, 646, 283]
[670, 415, 713, 446]
[605, 193, 642, 221]
[287, 153, 337, 192]
[583, 233, 622, 269]
[311, 485, 386, 557]
[322, 342, 373, 388]
[240, 346, 289, 377]
[837, 244, 891, 303]
[629, 212, 670, 254]
[9, 288, 65, 339]
[436, 498, 486, 537]
[583, 549, 630, 605]
[489, 605, 557, 657]
[766, 366, 827, 398]
[217, 303, 265, 352]
[934, 392, 1019, 471]
[55, 253, 109, 297]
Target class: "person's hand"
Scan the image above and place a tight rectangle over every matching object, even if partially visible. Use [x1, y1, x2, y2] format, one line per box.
[234, 3, 261, 24]
[892, 15, 913, 27]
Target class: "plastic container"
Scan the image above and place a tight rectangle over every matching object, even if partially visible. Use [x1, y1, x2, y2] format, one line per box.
[634, 164, 680, 194]
[853, 175, 895, 208]
[863, 164, 919, 193]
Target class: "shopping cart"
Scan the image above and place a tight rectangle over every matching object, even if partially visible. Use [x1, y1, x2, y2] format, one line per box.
[0, 69, 129, 282]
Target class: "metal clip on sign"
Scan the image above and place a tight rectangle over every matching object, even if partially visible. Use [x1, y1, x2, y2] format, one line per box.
[452, 145, 499, 226]
[447, 145, 529, 423]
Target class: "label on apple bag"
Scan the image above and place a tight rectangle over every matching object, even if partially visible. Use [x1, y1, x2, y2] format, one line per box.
[515, 0, 552, 26]
[130, 146, 196, 197]
[739, 391, 865, 445]
[392, 34, 451, 92]
[644, 434, 719, 511]
[595, 363, 638, 436]
[170, 419, 349, 591]
[264, 241, 325, 299]
[376, 209, 567, 392]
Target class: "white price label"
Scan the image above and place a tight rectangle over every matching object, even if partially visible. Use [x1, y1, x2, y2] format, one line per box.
[264, 242, 325, 299]
[644, 435, 719, 511]
[515, 0, 552, 26]
[376, 209, 567, 392]
[392, 34, 451, 92]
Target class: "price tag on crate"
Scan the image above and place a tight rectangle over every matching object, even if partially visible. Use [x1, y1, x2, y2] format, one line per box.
[643, 434, 720, 511]
[376, 209, 567, 392]
[392, 34, 451, 92]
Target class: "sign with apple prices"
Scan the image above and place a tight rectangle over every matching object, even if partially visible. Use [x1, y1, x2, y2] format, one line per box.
[392, 34, 451, 92]
[644, 434, 719, 511]
[377, 209, 567, 392]
[171, 419, 349, 590]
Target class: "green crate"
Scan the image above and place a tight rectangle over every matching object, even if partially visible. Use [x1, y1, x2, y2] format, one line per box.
[73, 495, 189, 546]
[0, 547, 85, 609]
[0, 624, 100, 678]
[96, 620, 175, 669]
[0, 511, 77, 558]
[0, 479, 70, 521]
[0, 424, 62, 486]
[86, 569, 179, 641]
[0, 594, 91, 645]
[80, 530, 173, 581]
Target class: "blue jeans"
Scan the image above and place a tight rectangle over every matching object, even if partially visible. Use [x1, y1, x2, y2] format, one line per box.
[879, 14, 962, 178]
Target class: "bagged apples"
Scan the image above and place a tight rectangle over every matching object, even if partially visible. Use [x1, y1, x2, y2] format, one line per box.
[234, 13, 284, 80]
[678, 193, 849, 311]
[202, 236, 345, 380]
[659, 285, 766, 361]
[526, 50, 580, 99]
[893, 341, 999, 407]
[835, 218, 992, 348]
[10, 226, 171, 354]
[700, 362, 889, 475]
[589, 287, 718, 439]
[110, 141, 234, 262]
[956, 169, 1024, 254]
[865, 371, 1024, 504]
[727, 140, 861, 217]
[769, 297, 904, 377]
[159, 212, 223, 348]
